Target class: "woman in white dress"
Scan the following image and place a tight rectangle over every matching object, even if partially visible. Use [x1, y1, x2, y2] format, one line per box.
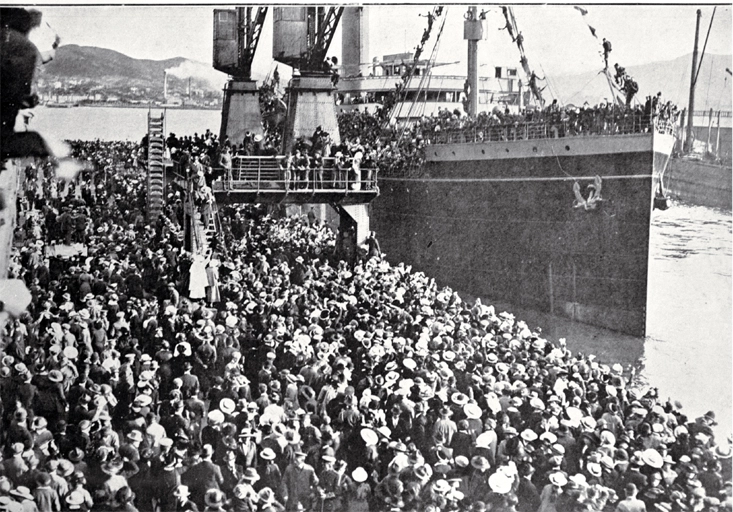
[188, 251, 209, 300]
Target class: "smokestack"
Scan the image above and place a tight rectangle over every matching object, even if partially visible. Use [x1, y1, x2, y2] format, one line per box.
[188, 78, 191, 98]
[342, 7, 370, 78]
[164, 71, 168, 101]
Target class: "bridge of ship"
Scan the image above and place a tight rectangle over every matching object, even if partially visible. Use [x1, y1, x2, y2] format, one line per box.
[211, 155, 379, 205]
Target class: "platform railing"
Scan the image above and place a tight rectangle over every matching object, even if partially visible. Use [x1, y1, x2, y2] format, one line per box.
[423, 113, 676, 145]
[213, 156, 379, 194]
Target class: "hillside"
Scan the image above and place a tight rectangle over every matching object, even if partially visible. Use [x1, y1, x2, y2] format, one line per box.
[38, 45, 227, 99]
[547, 53, 732, 111]
[38, 45, 732, 112]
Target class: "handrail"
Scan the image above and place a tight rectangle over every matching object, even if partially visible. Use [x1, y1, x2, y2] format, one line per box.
[422, 113, 676, 146]
[212, 157, 379, 194]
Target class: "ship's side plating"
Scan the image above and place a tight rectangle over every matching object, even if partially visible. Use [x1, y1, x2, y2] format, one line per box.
[371, 131, 675, 336]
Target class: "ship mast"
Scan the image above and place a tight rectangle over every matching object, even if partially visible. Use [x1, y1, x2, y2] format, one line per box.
[464, 6, 481, 116]
[685, 9, 701, 154]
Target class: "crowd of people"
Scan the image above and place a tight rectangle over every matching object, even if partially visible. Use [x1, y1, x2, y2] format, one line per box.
[1, 132, 729, 512]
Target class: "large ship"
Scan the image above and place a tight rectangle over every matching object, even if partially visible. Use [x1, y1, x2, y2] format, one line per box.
[337, 51, 522, 120]
[343, 7, 677, 337]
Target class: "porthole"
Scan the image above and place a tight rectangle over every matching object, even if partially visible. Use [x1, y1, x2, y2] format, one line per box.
[565, 145, 570, 151]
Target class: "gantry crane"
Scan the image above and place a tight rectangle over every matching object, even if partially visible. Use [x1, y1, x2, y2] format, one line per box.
[213, 7, 268, 144]
[272, 6, 344, 152]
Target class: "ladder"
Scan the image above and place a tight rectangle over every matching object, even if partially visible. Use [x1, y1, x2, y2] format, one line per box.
[147, 111, 166, 222]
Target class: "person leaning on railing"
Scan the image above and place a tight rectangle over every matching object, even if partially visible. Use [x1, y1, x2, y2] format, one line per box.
[310, 150, 324, 190]
[281, 151, 294, 190]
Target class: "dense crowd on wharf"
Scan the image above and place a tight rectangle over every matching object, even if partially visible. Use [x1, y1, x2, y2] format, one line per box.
[5, 128, 727, 512]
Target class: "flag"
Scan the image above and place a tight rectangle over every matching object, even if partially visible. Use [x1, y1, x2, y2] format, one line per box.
[574, 6, 588, 16]
[588, 25, 597, 38]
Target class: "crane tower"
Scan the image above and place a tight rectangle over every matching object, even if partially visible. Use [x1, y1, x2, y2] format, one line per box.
[272, 6, 344, 153]
[213, 7, 268, 144]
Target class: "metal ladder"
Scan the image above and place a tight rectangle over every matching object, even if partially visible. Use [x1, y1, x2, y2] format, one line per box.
[147, 111, 166, 222]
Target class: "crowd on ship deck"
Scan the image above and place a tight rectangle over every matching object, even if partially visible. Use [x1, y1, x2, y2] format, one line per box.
[1, 136, 730, 512]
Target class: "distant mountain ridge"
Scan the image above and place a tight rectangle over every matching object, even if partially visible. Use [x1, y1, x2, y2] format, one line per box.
[40, 45, 732, 112]
[41, 44, 187, 87]
[547, 53, 732, 112]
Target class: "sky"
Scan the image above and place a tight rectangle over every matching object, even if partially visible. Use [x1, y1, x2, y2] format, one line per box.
[36, 4, 732, 84]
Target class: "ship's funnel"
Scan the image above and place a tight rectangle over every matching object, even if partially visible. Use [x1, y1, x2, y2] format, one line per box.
[341, 7, 369, 77]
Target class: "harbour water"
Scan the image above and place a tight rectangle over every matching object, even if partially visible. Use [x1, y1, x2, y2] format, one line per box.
[31, 106, 733, 437]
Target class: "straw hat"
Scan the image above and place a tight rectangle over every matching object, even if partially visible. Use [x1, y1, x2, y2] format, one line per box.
[352, 467, 368, 483]
[488, 472, 512, 494]
[463, 403, 482, 419]
[260, 448, 276, 461]
[361, 428, 378, 447]
[219, 398, 236, 415]
[549, 472, 568, 487]
[641, 449, 664, 469]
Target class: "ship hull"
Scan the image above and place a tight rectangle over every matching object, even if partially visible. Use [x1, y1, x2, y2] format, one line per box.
[371, 132, 674, 336]
[665, 158, 732, 211]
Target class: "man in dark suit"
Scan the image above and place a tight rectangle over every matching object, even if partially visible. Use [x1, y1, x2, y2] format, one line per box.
[181, 444, 224, 509]
[516, 461, 541, 512]
[179, 361, 199, 399]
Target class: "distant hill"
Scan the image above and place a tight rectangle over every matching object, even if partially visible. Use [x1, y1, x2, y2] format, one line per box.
[547, 53, 732, 112]
[39, 44, 227, 93]
[39, 45, 731, 112]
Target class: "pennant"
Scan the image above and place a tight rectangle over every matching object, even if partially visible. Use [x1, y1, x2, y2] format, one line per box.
[588, 25, 597, 38]
[574, 6, 588, 16]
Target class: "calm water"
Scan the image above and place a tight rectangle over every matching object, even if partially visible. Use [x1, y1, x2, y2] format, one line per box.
[28, 105, 222, 142]
[31, 107, 733, 437]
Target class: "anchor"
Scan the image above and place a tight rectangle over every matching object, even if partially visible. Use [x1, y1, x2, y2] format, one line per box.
[573, 175, 603, 210]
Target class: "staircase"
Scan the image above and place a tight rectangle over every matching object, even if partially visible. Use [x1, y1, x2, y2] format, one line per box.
[147, 112, 166, 222]
[187, 189, 226, 256]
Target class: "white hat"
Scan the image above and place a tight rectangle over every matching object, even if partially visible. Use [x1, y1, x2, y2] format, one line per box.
[352, 467, 368, 483]
[219, 398, 236, 415]
[360, 428, 378, 447]
[463, 403, 482, 420]
[549, 472, 568, 487]
[488, 472, 512, 494]
[207, 410, 225, 425]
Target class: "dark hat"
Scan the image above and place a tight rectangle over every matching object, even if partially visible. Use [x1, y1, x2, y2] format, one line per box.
[36, 472, 52, 486]
[68, 447, 85, 462]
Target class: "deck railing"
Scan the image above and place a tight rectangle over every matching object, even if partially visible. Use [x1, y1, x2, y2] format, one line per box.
[212, 156, 379, 194]
[423, 113, 676, 146]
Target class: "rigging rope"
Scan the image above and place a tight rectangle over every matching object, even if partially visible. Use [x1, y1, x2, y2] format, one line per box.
[398, 10, 448, 129]
[564, 70, 606, 105]
[693, 7, 717, 88]
[501, 6, 545, 107]
[381, 6, 446, 129]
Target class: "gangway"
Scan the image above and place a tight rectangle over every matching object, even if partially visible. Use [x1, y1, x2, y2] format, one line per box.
[146, 111, 166, 222]
[211, 155, 379, 205]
